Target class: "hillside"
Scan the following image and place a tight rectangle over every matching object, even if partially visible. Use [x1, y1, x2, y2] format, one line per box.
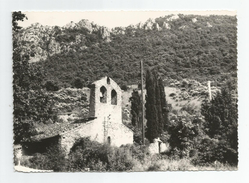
[14, 14, 237, 88]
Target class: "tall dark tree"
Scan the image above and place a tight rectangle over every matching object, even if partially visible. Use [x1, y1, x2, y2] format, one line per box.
[145, 69, 169, 142]
[158, 77, 169, 131]
[129, 89, 142, 127]
[154, 72, 164, 135]
[145, 69, 158, 142]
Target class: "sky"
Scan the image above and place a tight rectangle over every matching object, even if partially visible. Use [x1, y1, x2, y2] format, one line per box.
[18, 11, 236, 29]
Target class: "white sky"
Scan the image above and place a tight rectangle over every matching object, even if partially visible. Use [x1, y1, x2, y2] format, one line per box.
[18, 11, 236, 29]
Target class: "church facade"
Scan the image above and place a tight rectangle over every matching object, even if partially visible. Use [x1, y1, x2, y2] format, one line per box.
[59, 76, 133, 153]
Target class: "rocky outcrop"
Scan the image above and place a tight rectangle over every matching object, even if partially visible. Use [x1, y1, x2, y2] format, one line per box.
[136, 22, 145, 29]
[192, 18, 197, 23]
[64, 21, 76, 29]
[99, 27, 111, 42]
[207, 22, 213, 27]
[167, 15, 179, 21]
[162, 22, 170, 29]
[112, 27, 126, 35]
[76, 19, 93, 33]
[144, 20, 154, 30]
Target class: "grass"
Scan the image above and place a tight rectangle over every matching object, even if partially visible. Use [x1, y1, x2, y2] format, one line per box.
[132, 156, 237, 171]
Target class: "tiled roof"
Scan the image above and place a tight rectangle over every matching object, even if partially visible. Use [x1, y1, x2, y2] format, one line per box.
[31, 118, 95, 141]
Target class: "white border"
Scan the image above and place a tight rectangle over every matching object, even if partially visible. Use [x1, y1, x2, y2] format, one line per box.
[1, 0, 248, 183]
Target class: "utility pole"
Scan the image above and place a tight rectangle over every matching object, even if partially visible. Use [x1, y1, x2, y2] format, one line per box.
[140, 60, 145, 145]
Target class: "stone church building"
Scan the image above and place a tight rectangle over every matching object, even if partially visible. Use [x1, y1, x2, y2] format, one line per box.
[22, 76, 133, 154]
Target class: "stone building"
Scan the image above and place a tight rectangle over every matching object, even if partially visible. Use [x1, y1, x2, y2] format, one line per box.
[22, 76, 133, 154]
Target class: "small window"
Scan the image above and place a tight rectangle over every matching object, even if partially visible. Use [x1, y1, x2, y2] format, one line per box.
[100, 86, 107, 103]
[111, 89, 117, 105]
[107, 136, 111, 145]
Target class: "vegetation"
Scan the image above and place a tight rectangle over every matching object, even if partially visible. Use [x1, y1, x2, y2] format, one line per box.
[21, 137, 237, 171]
[145, 69, 169, 142]
[199, 85, 238, 165]
[14, 14, 237, 88]
[13, 12, 57, 144]
[129, 89, 142, 127]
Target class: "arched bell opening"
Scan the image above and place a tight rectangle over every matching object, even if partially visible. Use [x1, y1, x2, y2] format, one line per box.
[100, 86, 107, 103]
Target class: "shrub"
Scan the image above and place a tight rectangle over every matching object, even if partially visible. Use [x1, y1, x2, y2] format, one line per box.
[68, 137, 136, 172]
[192, 138, 238, 166]
[44, 80, 60, 91]
[72, 78, 84, 89]
[23, 145, 68, 171]
[167, 115, 205, 159]
[121, 84, 128, 91]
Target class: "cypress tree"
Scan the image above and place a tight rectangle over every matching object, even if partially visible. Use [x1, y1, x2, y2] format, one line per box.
[145, 69, 169, 142]
[154, 71, 164, 136]
[158, 77, 169, 131]
[129, 89, 142, 127]
[145, 69, 158, 142]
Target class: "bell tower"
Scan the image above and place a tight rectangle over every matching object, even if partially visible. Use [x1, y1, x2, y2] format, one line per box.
[88, 76, 122, 124]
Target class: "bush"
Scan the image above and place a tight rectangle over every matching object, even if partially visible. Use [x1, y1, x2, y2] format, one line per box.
[192, 138, 238, 166]
[68, 137, 136, 171]
[72, 78, 84, 89]
[23, 145, 68, 171]
[121, 84, 128, 91]
[44, 80, 60, 91]
[167, 115, 205, 159]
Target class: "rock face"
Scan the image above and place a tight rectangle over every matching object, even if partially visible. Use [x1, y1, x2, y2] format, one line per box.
[99, 27, 111, 42]
[162, 22, 170, 29]
[65, 21, 76, 29]
[167, 15, 179, 21]
[207, 22, 213, 27]
[76, 19, 93, 33]
[136, 22, 144, 29]
[192, 18, 197, 23]
[15, 14, 221, 63]
[144, 19, 154, 30]
[15, 18, 113, 63]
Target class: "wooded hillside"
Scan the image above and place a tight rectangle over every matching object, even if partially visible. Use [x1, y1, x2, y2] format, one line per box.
[15, 14, 237, 88]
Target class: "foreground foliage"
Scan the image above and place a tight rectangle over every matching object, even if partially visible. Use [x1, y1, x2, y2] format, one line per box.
[21, 137, 237, 172]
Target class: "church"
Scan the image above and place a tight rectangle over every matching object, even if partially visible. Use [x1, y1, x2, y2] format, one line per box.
[22, 76, 133, 154]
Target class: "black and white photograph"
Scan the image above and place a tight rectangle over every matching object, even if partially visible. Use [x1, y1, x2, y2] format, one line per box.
[12, 11, 238, 172]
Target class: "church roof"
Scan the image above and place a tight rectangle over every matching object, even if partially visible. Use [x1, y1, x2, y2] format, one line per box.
[91, 76, 121, 90]
[30, 118, 95, 142]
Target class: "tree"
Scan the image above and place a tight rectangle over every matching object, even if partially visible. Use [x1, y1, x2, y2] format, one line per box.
[45, 80, 60, 91]
[72, 78, 84, 89]
[201, 87, 237, 141]
[145, 69, 169, 142]
[12, 11, 27, 32]
[158, 77, 169, 131]
[13, 12, 57, 143]
[201, 85, 238, 164]
[145, 69, 158, 142]
[129, 89, 142, 127]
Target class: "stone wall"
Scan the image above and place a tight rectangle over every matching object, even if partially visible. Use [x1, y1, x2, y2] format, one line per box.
[60, 117, 133, 153]
[60, 119, 101, 153]
[148, 138, 170, 154]
[104, 122, 133, 147]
